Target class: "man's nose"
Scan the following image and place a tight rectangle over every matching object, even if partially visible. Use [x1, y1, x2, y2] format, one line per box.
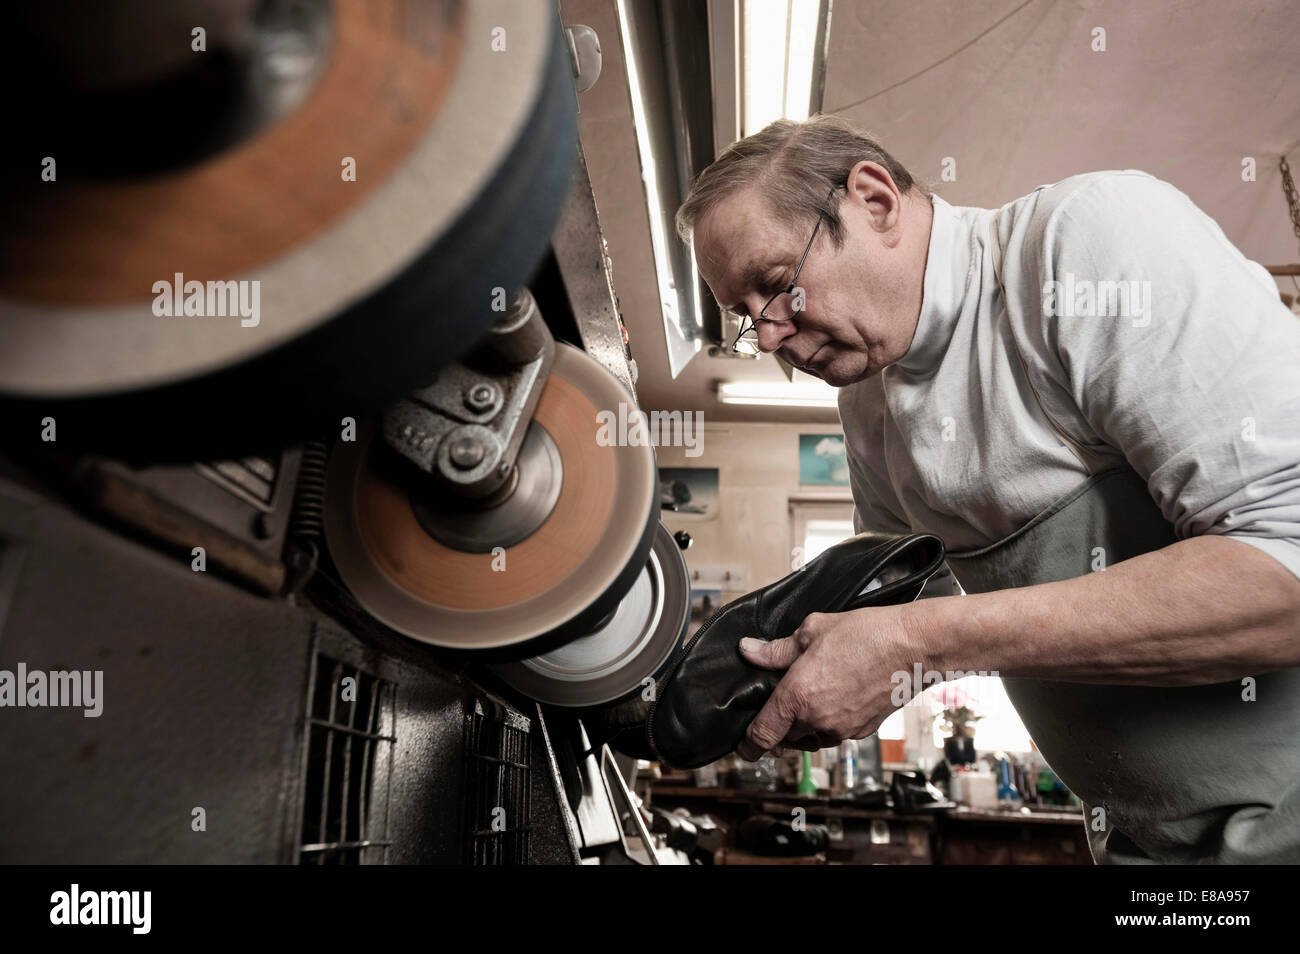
[756, 316, 797, 353]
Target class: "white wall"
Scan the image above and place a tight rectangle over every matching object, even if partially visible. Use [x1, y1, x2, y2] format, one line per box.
[654, 421, 851, 601]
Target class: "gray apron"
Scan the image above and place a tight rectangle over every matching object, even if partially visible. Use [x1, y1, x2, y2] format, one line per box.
[939, 217, 1300, 863]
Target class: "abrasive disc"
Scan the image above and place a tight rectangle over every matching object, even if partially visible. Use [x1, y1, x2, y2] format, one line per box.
[324, 343, 658, 654]
[490, 521, 690, 706]
[0, 0, 577, 461]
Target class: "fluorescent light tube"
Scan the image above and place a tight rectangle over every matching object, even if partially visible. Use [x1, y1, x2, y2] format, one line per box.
[717, 378, 840, 407]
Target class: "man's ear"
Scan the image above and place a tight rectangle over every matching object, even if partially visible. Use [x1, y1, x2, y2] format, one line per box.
[845, 160, 902, 233]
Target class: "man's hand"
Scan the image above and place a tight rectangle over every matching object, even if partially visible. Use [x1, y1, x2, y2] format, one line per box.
[734, 603, 922, 761]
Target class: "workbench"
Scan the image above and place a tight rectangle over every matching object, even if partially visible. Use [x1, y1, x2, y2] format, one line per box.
[645, 785, 1091, 864]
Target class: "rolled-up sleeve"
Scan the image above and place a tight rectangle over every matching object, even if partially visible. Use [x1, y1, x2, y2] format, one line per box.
[1032, 173, 1300, 581]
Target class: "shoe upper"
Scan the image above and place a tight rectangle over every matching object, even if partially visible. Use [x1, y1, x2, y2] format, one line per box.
[646, 531, 945, 768]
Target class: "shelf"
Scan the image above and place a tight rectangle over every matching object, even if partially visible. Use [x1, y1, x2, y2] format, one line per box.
[646, 785, 1084, 826]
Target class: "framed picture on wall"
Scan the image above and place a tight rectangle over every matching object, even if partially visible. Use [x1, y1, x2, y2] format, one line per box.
[798, 434, 851, 486]
[659, 466, 718, 520]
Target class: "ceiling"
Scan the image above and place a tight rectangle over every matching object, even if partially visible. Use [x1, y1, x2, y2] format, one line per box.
[562, 0, 1300, 424]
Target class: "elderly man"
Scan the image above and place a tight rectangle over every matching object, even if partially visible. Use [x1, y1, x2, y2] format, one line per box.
[675, 115, 1300, 863]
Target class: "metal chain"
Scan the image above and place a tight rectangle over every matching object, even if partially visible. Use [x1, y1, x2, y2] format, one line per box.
[1281, 155, 1300, 244]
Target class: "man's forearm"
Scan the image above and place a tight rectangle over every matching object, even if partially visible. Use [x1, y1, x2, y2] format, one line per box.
[905, 535, 1300, 687]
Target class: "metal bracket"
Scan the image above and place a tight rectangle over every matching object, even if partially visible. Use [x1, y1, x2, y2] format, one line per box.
[382, 288, 555, 499]
[551, 144, 637, 394]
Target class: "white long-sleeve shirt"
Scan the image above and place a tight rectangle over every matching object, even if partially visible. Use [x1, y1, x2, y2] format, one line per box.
[837, 171, 1300, 583]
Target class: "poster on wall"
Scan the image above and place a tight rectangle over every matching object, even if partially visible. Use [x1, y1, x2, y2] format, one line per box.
[688, 588, 722, 637]
[659, 467, 718, 520]
[798, 434, 851, 486]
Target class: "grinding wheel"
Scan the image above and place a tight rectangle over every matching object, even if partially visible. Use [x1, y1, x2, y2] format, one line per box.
[491, 521, 690, 706]
[0, 0, 577, 460]
[324, 343, 658, 655]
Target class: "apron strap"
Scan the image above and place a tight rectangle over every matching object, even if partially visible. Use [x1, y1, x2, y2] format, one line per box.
[985, 214, 1098, 474]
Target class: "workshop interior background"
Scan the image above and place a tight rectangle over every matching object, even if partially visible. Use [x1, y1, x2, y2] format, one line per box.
[0, 0, 1297, 865]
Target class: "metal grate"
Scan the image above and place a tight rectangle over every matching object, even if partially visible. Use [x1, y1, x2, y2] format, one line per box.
[463, 698, 532, 864]
[299, 655, 396, 864]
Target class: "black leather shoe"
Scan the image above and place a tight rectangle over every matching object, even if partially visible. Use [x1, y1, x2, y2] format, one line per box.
[646, 531, 945, 768]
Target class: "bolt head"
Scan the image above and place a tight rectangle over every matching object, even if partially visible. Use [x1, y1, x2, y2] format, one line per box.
[449, 435, 486, 469]
[464, 384, 496, 413]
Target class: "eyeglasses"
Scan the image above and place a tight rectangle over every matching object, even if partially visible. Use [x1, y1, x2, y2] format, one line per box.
[725, 202, 830, 356]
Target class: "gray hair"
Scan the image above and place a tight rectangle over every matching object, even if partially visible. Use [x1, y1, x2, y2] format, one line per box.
[675, 115, 927, 248]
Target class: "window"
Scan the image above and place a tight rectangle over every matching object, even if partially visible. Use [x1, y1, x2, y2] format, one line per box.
[803, 517, 855, 562]
[924, 676, 1032, 753]
[789, 500, 855, 569]
[876, 666, 1032, 752]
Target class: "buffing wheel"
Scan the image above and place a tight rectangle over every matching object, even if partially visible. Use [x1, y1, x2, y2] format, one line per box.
[490, 521, 690, 707]
[323, 343, 658, 655]
[0, 0, 577, 460]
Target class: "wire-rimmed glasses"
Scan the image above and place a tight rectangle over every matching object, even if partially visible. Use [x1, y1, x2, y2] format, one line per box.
[723, 207, 828, 356]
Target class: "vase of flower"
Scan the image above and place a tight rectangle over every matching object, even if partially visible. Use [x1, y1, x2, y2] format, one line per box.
[940, 706, 983, 765]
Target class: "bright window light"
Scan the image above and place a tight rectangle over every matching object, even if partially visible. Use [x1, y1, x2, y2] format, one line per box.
[803, 518, 854, 562]
[876, 676, 1033, 751]
[877, 708, 905, 740]
[925, 676, 1034, 753]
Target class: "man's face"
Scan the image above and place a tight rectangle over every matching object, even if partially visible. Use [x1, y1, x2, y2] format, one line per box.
[693, 182, 918, 387]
